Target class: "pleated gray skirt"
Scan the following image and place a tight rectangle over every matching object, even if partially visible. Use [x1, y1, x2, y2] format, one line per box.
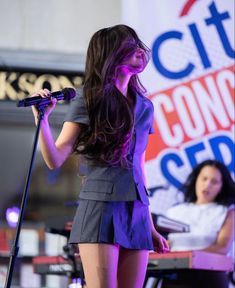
[69, 199, 153, 250]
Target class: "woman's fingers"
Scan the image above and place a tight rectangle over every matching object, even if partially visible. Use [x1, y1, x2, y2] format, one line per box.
[31, 89, 51, 98]
[31, 89, 57, 124]
[153, 231, 170, 254]
[163, 238, 170, 250]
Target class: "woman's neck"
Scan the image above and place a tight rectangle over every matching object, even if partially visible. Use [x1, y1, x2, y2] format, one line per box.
[115, 74, 131, 97]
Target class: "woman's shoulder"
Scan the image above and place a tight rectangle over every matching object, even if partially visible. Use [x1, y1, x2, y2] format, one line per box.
[137, 93, 154, 108]
[74, 85, 84, 99]
[64, 85, 89, 125]
[135, 93, 154, 118]
[68, 86, 86, 106]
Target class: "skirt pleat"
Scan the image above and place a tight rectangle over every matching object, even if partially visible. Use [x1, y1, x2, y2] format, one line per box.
[69, 199, 153, 250]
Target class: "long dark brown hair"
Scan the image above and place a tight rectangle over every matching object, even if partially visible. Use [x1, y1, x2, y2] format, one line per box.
[74, 25, 150, 167]
[182, 160, 235, 206]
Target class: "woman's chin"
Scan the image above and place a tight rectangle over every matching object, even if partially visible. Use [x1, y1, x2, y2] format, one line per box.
[130, 65, 145, 74]
[118, 64, 145, 75]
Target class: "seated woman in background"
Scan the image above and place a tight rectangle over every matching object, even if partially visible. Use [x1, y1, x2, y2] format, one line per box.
[162, 159, 235, 288]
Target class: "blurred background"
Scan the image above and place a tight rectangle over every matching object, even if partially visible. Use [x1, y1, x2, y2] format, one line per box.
[0, 0, 234, 287]
[0, 1, 122, 286]
[0, 0, 122, 229]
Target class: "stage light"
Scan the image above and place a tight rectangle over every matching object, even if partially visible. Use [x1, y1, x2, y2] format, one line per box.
[6, 207, 20, 228]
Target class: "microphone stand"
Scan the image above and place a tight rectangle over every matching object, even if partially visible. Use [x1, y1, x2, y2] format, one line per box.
[4, 105, 47, 288]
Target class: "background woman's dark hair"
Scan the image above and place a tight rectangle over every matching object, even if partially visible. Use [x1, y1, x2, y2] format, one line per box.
[74, 24, 150, 167]
[182, 159, 235, 205]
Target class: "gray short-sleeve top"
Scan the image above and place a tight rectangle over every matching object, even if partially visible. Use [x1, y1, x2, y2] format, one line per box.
[64, 88, 89, 125]
[64, 87, 155, 205]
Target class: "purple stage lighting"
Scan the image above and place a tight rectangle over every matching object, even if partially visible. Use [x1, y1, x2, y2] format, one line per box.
[6, 207, 20, 228]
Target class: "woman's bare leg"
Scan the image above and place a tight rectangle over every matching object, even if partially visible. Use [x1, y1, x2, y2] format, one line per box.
[117, 247, 149, 288]
[78, 243, 119, 288]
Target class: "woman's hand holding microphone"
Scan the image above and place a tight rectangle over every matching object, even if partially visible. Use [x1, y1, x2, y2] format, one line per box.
[31, 89, 57, 125]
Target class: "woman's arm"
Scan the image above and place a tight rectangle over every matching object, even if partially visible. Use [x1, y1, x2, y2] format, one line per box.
[32, 89, 82, 169]
[141, 152, 170, 253]
[203, 209, 235, 255]
[39, 120, 82, 169]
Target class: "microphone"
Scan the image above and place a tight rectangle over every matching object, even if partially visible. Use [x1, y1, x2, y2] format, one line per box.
[17, 87, 76, 107]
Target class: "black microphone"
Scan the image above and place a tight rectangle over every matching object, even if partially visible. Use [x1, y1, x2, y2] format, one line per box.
[17, 87, 76, 107]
